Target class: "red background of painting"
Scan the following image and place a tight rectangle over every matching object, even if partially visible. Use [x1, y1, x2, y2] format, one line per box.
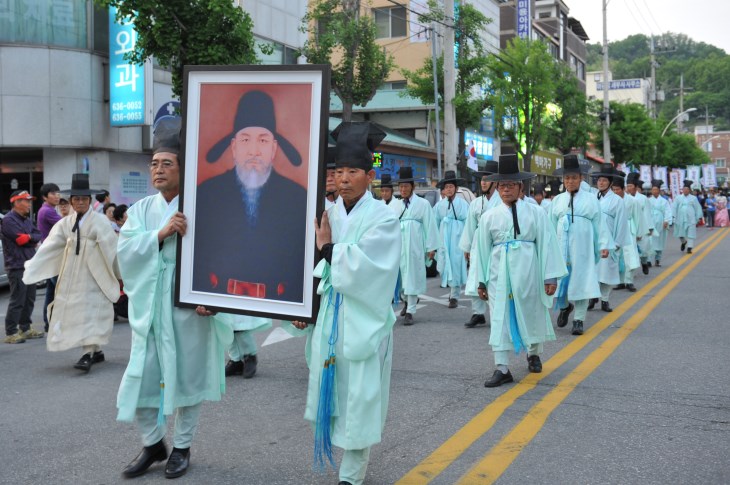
[196, 83, 312, 188]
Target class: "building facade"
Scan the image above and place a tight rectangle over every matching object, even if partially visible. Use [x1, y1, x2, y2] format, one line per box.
[0, 0, 307, 214]
[696, 127, 730, 186]
[586, 71, 652, 110]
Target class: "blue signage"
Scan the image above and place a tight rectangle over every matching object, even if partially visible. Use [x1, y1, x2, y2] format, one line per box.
[516, 0, 531, 39]
[375, 154, 428, 181]
[464, 132, 495, 161]
[109, 7, 145, 126]
[596, 79, 642, 91]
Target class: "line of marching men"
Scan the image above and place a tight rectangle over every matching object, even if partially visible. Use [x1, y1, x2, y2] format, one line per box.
[372, 153, 703, 388]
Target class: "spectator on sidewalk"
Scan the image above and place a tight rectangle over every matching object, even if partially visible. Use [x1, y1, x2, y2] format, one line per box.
[1, 190, 43, 344]
[37, 183, 63, 332]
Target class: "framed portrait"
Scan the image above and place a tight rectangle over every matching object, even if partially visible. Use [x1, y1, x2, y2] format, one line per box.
[175, 64, 330, 322]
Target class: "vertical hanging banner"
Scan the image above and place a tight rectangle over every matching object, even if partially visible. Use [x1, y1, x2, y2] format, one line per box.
[109, 7, 152, 126]
[677, 168, 686, 189]
[639, 165, 652, 184]
[702, 164, 717, 188]
[669, 171, 680, 200]
[653, 166, 668, 188]
[686, 165, 701, 188]
[516, 0, 532, 39]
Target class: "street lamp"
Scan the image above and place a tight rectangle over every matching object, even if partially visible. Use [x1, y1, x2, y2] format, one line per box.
[661, 107, 697, 137]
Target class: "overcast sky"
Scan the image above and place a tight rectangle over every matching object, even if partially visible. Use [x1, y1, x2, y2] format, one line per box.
[566, 0, 730, 54]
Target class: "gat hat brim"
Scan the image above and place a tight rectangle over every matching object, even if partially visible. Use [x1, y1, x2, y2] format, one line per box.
[61, 173, 105, 197]
[205, 90, 302, 166]
[486, 171, 536, 182]
[553, 164, 589, 176]
[437, 171, 466, 189]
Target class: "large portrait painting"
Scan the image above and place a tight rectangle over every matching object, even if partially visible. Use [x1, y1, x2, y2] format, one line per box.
[176, 65, 330, 321]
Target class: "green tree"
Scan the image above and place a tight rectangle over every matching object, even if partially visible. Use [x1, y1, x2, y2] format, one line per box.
[301, 0, 391, 121]
[544, 63, 592, 154]
[485, 37, 560, 173]
[97, 0, 258, 99]
[656, 133, 711, 168]
[402, 2, 493, 175]
[594, 101, 658, 165]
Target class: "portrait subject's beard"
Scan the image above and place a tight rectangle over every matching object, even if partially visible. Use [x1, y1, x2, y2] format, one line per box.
[235, 158, 273, 190]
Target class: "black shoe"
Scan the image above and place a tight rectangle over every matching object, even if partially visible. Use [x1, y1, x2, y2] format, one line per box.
[339, 482, 353, 485]
[225, 359, 243, 377]
[448, 298, 458, 308]
[73, 353, 93, 372]
[587, 298, 598, 310]
[681, 241, 687, 252]
[626, 284, 637, 292]
[613, 284, 626, 290]
[601, 301, 613, 312]
[527, 355, 542, 373]
[165, 448, 190, 479]
[403, 313, 414, 326]
[556, 303, 574, 328]
[647, 261, 653, 268]
[242, 354, 257, 379]
[92, 350, 105, 363]
[571, 320, 584, 335]
[464, 314, 486, 328]
[122, 440, 168, 478]
[484, 369, 514, 388]
[400, 302, 407, 317]
[687, 248, 692, 254]
[642, 263, 649, 275]
[655, 260, 661, 267]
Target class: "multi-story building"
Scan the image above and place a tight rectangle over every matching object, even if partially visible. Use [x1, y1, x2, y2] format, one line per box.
[696, 126, 730, 187]
[325, 0, 502, 184]
[0, 0, 307, 213]
[586, 70, 652, 111]
[499, 0, 589, 92]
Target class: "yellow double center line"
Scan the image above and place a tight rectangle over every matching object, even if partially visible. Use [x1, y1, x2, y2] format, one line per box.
[397, 228, 728, 485]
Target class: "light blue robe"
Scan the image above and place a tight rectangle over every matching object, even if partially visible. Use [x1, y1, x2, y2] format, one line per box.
[459, 193, 502, 297]
[596, 190, 630, 285]
[384, 197, 404, 218]
[434, 196, 469, 289]
[116, 194, 233, 422]
[649, 195, 672, 253]
[399, 195, 440, 295]
[632, 192, 654, 258]
[620, 194, 641, 272]
[301, 192, 401, 450]
[548, 190, 603, 301]
[476, 200, 567, 350]
[672, 194, 703, 239]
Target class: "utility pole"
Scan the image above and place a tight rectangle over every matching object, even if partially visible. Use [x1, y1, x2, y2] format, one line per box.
[677, 73, 684, 133]
[602, 0, 612, 164]
[650, 35, 657, 119]
[443, 0, 457, 174]
[430, 23, 442, 180]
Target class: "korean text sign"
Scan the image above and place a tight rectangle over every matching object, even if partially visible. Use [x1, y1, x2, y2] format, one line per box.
[109, 7, 146, 126]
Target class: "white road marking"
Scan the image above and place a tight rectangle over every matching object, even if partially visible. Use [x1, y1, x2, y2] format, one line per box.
[262, 326, 297, 347]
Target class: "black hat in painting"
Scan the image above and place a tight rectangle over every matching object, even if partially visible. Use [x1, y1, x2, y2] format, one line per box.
[486, 153, 535, 182]
[553, 154, 587, 176]
[153, 117, 182, 156]
[437, 170, 466, 189]
[206, 90, 302, 166]
[380, 173, 395, 189]
[61, 174, 104, 197]
[330, 121, 386, 171]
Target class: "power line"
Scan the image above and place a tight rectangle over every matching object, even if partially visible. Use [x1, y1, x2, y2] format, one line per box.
[384, 0, 454, 31]
[639, 0, 663, 33]
[623, 0, 652, 35]
[627, 0, 655, 34]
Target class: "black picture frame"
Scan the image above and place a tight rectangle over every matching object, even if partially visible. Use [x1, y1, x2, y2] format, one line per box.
[175, 64, 330, 322]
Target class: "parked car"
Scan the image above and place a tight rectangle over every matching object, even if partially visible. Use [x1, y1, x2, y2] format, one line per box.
[0, 213, 7, 288]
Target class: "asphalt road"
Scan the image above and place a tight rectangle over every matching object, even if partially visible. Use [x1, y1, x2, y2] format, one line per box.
[1, 227, 728, 484]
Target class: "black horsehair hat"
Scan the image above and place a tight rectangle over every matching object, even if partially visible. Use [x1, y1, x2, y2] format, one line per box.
[62, 173, 105, 197]
[626, 172, 642, 186]
[651, 179, 664, 189]
[533, 182, 547, 195]
[153, 117, 182, 156]
[546, 179, 562, 194]
[473, 160, 499, 178]
[613, 171, 626, 189]
[683, 179, 694, 188]
[330, 121, 386, 171]
[591, 162, 622, 179]
[206, 90, 302, 166]
[395, 165, 422, 184]
[437, 170, 466, 189]
[380, 173, 394, 188]
[486, 153, 535, 182]
[553, 154, 587, 176]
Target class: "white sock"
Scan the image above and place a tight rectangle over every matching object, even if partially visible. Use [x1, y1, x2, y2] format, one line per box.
[497, 364, 509, 374]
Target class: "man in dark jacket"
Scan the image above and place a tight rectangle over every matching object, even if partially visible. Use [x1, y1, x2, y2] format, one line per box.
[194, 90, 307, 303]
[1, 190, 43, 343]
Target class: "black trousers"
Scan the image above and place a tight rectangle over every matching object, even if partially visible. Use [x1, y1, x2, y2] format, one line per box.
[5, 269, 36, 336]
